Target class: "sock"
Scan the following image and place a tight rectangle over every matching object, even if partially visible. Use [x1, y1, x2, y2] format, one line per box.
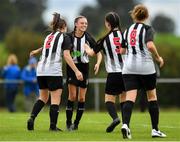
[74, 102, 85, 125]
[49, 104, 59, 129]
[123, 101, 134, 127]
[106, 101, 118, 120]
[30, 99, 45, 120]
[139, 89, 147, 112]
[66, 100, 74, 126]
[120, 102, 125, 123]
[148, 101, 159, 131]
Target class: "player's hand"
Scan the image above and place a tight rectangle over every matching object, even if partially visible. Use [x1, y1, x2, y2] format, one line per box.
[30, 47, 42, 57]
[84, 43, 89, 50]
[84, 43, 91, 53]
[156, 56, 164, 68]
[30, 50, 37, 57]
[75, 70, 83, 81]
[94, 63, 100, 75]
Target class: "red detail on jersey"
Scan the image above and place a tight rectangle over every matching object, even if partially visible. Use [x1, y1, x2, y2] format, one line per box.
[130, 29, 137, 46]
[45, 35, 54, 49]
[113, 37, 122, 54]
[113, 37, 121, 47]
[115, 48, 121, 54]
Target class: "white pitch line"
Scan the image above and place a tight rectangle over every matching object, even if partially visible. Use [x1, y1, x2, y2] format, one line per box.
[85, 120, 180, 129]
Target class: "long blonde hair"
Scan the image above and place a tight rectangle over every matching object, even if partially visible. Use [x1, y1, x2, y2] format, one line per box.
[7, 54, 18, 65]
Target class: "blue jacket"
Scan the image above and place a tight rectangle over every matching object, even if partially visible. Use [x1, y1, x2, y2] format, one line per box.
[2, 65, 21, 89]
[21, 65, 39, 96]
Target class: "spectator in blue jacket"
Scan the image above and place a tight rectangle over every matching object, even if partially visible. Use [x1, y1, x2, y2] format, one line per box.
[21, 57, 39, 112]
[2, 54, 21, 112]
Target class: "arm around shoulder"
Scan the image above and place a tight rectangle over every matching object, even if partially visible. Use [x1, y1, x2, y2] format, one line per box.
[84, 43, 95, 56]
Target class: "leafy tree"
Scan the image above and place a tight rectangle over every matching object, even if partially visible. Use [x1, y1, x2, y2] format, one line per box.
[0, 0, 47, 40]
[0, 0, 17, 40]
[154, 34, 180, 77]
[151, 14, 175, 34]
[80, 0, 138, 35]
[12, 0, 47, 32]
[5, 26, 44, 67]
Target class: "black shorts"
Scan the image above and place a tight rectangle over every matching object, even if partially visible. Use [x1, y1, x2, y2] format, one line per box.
[122, 73, 156, 91]
[66, 63, 89, 88]
[37, 76, 63, 91]
[105, 72, 125, 95]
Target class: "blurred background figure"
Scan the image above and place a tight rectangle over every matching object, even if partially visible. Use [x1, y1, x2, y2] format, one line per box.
[21, 57, 39, 112]
[1, 54, 21, 112]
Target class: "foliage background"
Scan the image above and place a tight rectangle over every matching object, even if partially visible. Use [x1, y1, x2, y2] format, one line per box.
[0, 0, 180, 109]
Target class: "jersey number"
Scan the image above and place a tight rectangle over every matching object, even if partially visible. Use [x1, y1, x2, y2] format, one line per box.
[130, 29, 137, 46]
[45, 35, 54, 49]
[113, 37, 121, 54]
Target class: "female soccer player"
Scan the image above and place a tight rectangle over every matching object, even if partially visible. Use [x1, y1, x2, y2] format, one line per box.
[27, 13, 83, 131]
[120, 4, 166, 139]
[30, 19, 67, 56]
[66, 16, 102, 131]
[84, 12, 126, 133]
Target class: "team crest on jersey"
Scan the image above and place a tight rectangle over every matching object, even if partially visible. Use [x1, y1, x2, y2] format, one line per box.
[71, 51, 81, 57]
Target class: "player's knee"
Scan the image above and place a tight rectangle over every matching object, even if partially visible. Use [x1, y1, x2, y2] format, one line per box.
[147, 94, 157, 101]
[78, 97, 85, 102]
[69, 94, 76, 101]
[39, 96, 49, 104]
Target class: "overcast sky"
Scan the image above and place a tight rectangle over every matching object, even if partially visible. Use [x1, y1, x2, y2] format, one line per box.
[43, 0, 180, 35]
[43, 0, 97, 27]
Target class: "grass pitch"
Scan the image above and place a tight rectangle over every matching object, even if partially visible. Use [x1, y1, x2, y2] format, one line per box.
[0, 109, 180, 141]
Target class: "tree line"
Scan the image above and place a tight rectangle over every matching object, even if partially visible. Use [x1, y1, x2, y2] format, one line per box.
[0, 0, 179, 108]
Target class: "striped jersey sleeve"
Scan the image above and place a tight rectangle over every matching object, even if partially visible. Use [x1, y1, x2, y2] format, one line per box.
[145, 26, 154, 43]
[94, 41, 103, 54]
[85, 32, 97, 50]
[62, 33, 73, 50]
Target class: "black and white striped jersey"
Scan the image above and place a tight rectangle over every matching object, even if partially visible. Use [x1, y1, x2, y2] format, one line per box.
[37, 31, 72, 76]
[68, 32, 96, 64]
[122, 23, 156, 75]
[94, 30, 125, 73]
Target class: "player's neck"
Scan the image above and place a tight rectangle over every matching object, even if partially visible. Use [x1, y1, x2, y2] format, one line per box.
[75, 30, 84, 37]
[134, 19, 146, 24]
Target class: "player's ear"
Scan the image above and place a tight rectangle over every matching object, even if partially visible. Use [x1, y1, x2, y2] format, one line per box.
[108, 23, 112, 29]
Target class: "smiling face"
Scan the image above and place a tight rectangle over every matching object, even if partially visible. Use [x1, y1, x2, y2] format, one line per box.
[75, 17, 88, 33]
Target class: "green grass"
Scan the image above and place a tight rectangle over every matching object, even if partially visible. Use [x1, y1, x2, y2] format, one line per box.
[0, 110, 180, 141]
[155, 34, 180, 48]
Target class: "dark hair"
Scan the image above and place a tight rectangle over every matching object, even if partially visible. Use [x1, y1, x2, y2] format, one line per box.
[59, 18, 67, 30]
[130, 4, 149, 21]
[49, 12, 66, 32]
[73, 15, 86, 32]
[105, 12, 121, 30]
[97, 12, 121, 45]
